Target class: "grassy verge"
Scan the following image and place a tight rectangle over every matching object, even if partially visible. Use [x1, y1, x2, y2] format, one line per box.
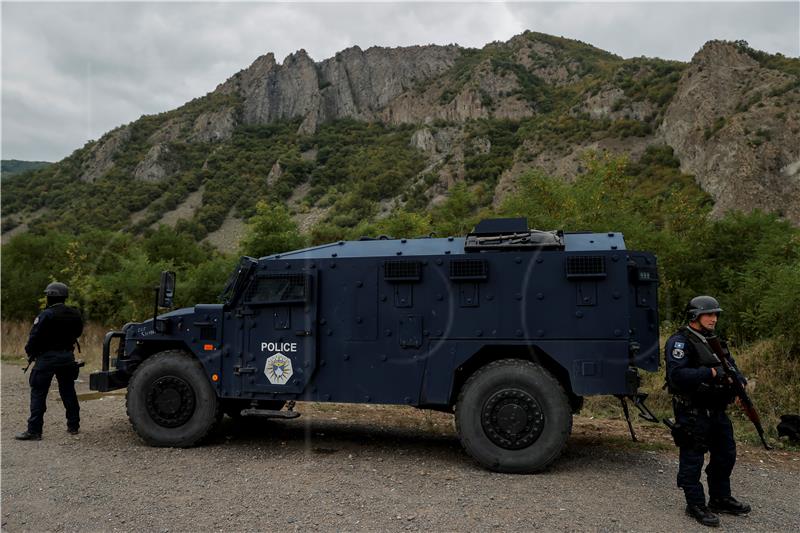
[582, 337, 800, 451]
[1, 320, 108, 371]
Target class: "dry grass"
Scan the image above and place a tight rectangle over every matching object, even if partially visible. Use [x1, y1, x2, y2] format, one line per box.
[584, 337, 800, 450]
[1, 320, 108, 371]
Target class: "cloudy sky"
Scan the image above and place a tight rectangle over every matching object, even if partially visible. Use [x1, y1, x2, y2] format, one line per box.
[2, 1, 798, 162]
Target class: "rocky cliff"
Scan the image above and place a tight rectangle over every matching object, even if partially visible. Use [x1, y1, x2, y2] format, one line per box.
[3, 32, 798, 244]
[660, 41, 800, 221]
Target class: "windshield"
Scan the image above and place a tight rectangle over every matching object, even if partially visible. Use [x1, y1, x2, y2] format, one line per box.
[219, 256, 257, 305]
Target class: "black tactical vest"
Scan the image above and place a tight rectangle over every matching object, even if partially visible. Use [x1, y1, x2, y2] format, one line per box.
[39, 304, 84, 353]
[679, 326, 720, 367]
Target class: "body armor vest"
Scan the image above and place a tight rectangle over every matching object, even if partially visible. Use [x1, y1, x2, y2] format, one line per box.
[679, 326, 720, 367]
[37, 304, 83, 354]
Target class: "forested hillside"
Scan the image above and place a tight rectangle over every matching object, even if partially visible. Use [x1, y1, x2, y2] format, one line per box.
[2, 31, 798, 355]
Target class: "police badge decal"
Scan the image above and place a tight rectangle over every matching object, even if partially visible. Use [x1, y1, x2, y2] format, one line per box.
[264, 353, 293, 385]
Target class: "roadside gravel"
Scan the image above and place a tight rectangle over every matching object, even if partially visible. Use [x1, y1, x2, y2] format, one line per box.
[2, 362, 798, 532]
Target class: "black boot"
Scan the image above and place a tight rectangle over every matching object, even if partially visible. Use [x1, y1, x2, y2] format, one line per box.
[686, 504, 720, 527]
[709, 496, 751, 515]
[14, 431, 42, 441]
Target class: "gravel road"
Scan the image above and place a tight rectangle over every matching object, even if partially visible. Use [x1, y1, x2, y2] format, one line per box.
[2, 362, 798, 532]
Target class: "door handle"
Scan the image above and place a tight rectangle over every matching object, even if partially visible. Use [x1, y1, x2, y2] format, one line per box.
[294, 330, 312, 336]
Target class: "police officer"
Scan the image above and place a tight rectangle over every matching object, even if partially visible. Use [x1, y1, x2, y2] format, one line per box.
[15, 282, 84, 440]
[665, 295, 751, 527]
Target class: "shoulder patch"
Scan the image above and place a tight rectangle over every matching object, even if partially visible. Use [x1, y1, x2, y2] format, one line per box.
[674, 341, 685, 349]
[672, 348, 685, 359]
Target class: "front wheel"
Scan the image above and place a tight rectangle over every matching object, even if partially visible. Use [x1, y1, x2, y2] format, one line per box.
[455, 359, 572, 473]
[126, 350, 219, 447]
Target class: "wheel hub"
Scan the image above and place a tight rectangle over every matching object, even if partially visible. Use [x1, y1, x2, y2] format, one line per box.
[145, 376, 196, 428]
[481, 389, 545, 450]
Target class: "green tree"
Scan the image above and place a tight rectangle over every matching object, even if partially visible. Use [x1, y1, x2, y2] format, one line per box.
[239, 201, 306, 257]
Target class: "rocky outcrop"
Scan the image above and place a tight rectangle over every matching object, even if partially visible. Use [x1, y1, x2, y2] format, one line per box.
[134, 144, 174, 182]
[660, 41, 800, 223]
[191, 106, 237, 142]
[79, 126, 130, 182]
[219, 45, 462, 133]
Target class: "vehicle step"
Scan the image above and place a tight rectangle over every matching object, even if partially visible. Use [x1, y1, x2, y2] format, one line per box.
[240, 408, 301, 419]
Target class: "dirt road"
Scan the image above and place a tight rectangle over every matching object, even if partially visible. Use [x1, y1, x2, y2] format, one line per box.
[2, 362, 798, 532]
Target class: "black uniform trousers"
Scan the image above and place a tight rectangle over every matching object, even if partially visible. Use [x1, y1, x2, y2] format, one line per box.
[27, 351, 80, 435]
[675, 405, 736, 506]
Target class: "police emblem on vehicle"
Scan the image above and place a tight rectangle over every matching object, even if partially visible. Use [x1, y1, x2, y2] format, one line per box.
[265, 353, 293, 385]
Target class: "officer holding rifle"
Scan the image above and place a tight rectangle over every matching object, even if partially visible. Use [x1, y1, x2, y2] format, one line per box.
[15, 282, 84, 441]
[664, 296, 752, 527]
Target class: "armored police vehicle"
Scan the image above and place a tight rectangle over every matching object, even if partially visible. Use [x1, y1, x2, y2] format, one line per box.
[91, 218, 660, 473]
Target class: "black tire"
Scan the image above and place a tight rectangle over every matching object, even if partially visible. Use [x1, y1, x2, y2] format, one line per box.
[126, 350, 220, 447]
[221, 399, 286, 419]
[455, 359, 572, 473]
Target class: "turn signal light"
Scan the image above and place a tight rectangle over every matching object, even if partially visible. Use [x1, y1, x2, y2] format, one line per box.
[211, 373, 219, 382]
[203, 344, 214, 351]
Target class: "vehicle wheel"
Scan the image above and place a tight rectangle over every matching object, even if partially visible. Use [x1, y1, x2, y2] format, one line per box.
[221, 399, 286, 419]
[455, 359, 572, 473]
[126, 350, 220, 447]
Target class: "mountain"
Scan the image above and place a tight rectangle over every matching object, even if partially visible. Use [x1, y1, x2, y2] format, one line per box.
[1, 159, 51, 178]
[2, 32, 798, 251]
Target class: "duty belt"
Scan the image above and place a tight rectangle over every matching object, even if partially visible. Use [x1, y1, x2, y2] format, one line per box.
[672, 396, 723, 417]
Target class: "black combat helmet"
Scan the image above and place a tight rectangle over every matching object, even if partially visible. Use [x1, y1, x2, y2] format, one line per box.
[686, 295, 723, 321]
[44, 281, 69, 298]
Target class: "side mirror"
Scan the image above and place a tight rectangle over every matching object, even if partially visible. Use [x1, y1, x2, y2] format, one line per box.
[158, 271, 176, 308]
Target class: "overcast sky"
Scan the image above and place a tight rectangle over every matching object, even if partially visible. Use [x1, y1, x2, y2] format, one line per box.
[2, 1, 798, 162]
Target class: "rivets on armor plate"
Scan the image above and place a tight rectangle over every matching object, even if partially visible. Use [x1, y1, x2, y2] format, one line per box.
[381, 355, 388, 362]
[320, 318, 327, 325]
[476, 330, 483, 337]
[514, 257, 521, 264]
[612, 291, 620, 300]
[536, 292, 544, 300]
[436, 293, 443, 301]
[614, 329, 622, 337]
[575, 311, 584, 318]
[611, 254, 619, 262]
[486, 294, 494, 301]
[515, 329, 523, 337]
[326, 330, 333, 336]
[536, 258, 543, 264]
[380, 294, 387, 302]
[515, 293, 522, 300]
[356, 317, 363, 324]
[435, 258, 443, 266]
[343, 354, 350, 361]
[356, 281, 363, 287]
[537, 329, 544, 337]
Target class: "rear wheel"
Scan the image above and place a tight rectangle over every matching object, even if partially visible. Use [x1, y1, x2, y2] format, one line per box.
[455, 359, 572, 473]
[126, 350, 220, 447]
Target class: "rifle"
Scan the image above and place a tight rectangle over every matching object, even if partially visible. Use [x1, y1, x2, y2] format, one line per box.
[706, 336, 772, 450]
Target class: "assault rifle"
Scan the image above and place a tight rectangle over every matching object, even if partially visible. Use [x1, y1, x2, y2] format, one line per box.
[707, 336, 772, 450]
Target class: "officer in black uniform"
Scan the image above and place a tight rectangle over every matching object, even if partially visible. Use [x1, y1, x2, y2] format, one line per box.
[15, 282, 84, 440]
[665, 295, 751, 527]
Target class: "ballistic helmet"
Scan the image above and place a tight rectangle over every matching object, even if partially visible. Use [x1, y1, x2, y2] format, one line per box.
[44, 282, 69, 298]
[686, 295, 722, 321]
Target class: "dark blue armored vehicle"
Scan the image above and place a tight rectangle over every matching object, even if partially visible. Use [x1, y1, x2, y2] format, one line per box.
[91, 218, 660, 472]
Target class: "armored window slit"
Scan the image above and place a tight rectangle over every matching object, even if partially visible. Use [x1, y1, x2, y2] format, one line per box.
[245, 273, 309, 305]
[449, 259, 488, 281]
[565, 256, 606, 280]
[384, 261, 421, 282]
